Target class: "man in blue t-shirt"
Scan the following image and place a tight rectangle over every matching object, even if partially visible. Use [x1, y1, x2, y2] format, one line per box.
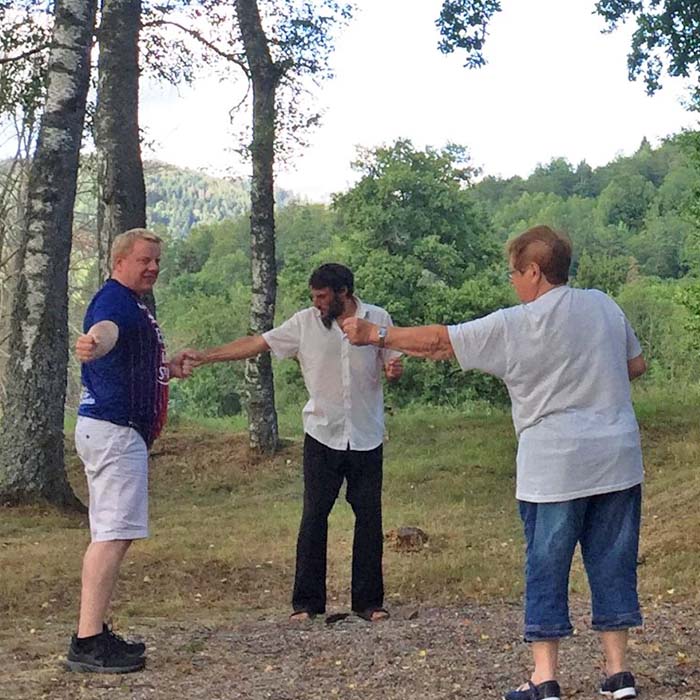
[66, 229, 190, 674]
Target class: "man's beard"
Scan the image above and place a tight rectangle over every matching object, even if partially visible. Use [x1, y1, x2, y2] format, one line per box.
[321, 293, 345, 329]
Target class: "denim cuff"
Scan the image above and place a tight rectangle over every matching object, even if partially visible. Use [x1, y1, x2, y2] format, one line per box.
[591, 610, 643, 631]
[523, 621, 573, 642]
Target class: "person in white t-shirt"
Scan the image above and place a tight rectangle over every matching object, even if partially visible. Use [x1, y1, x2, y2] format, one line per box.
[184, 263, 403, 622]
[342, 226, 646, 700]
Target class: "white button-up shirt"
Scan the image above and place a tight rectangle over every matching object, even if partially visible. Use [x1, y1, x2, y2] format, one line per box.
[263, 297, 399, 451]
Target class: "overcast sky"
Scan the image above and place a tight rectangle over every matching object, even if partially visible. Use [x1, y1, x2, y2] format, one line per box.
[139, 0, 699, 201]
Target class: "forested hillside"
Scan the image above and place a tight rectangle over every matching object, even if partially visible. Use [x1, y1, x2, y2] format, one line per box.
[143, 162, 295, 238]
[473, 134, 700, 287]
[122, 133, 700, 419]
[145, 162, 250, 238]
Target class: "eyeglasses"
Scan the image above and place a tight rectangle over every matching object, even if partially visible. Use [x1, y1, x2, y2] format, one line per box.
[507, 268, 520, 280]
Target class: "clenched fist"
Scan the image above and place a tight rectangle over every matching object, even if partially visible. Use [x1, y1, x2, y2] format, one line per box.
[75, 333, 99, 362]
[341, 317, 374, 346]
[385, 356, 403, 381]
[75, 321, 118, 362]
[169, 348, 200, 379]
[181, 349, 206, 376]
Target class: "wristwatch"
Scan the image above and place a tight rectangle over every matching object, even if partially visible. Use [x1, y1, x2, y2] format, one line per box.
[377, 325, 388, 348]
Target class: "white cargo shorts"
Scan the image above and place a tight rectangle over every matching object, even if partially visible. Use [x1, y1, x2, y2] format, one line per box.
[75, 416, 149, 542]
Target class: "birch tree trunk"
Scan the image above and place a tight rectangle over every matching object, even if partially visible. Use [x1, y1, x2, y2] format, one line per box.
[0, 0, 97, 509]
[235, 0, 279, 453]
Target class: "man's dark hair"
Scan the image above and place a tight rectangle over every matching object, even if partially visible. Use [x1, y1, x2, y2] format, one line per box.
[308, 263, 354, 295]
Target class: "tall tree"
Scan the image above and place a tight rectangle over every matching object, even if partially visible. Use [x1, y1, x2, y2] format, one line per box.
[231, 0, 352, 452]
[234, 0, 280, 453]
[333, 139, 490, 262]
[0, 0, 97, 508]
[94, 0, 146, 283]
[159, 0, 347, 452]
[139, 0, 351, 452]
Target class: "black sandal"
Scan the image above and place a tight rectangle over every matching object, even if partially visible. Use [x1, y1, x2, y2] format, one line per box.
[325, 612, 350, 625]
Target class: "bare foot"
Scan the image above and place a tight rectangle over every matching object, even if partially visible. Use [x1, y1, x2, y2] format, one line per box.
[357, 608, 390, 622]
[369, 610, 390, 622]
[289, 611, 314, 622]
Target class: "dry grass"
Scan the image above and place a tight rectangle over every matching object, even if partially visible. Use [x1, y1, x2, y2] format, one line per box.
[2, 393, 700, 635]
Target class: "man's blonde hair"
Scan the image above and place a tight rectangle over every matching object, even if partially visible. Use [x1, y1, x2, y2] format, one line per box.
[110, 228, 162, 270]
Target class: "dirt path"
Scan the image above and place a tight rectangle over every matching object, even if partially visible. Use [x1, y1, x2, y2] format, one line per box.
[2, 599, 699, 699]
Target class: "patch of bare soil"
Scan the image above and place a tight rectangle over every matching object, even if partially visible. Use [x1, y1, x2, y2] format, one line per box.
[2, 599, 698, 700]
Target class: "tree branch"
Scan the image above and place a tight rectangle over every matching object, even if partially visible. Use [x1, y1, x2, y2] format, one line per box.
[0, 44, 48, 65]
[142, 18, 250, 77]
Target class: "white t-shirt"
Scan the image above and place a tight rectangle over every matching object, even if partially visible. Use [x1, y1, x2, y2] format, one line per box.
[263, 297, 399, 451]
[448, 286, 644, 503]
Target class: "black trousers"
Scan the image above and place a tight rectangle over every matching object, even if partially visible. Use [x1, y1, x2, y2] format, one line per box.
[292, 433, 384, 614]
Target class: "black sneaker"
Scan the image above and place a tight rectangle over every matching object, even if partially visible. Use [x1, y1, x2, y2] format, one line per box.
[101, 624, 146, 657]
[503, 680, 561, 700]
[600, 671, 637, 699]
[65, 629, 146, 673]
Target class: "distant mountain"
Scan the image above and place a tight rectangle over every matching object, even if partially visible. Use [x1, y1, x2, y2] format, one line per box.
[144, 161, 248, 238]
[144, 161, 294, 238]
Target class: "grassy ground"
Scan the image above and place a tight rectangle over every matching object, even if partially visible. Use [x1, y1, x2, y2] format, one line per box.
[2, 387, 700, 635]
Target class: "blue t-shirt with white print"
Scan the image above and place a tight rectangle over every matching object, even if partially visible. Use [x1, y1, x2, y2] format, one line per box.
[78, 279, 169, 447]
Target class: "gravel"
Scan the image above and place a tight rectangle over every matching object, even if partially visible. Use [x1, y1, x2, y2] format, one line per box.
[3, 598, 699, 699]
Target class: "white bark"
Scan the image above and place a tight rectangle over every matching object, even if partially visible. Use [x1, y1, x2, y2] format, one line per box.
[0, 0, 97, 509]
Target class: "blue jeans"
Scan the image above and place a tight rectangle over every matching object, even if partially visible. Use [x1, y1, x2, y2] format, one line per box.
[519, 484, 642, 641]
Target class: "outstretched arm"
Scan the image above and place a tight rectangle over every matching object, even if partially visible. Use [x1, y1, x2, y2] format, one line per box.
[343, 318, 454, 361]
[184, 335, 271, 371]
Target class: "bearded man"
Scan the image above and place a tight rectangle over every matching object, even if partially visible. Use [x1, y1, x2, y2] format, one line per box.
[185, 263, 403, 622]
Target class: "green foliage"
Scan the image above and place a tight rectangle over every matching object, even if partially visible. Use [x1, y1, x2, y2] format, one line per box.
[333, 139, 495, 264]
[628, 212, 693, 278]
[675, 281, 700, 354]
[618, 279, 699, 382]
[596, 172, 656, 232]
[525, 158, 580, 198]
[161, 281, 252, 417]
[476, 134, 700, 282]
[0, 1, 51, 124]
[436, 0, 502, 68]
[595, 0, 700, 108]
[146, 130, 700, 420]
[571, 250, 634, 295]
[156, 218, 260, 417]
